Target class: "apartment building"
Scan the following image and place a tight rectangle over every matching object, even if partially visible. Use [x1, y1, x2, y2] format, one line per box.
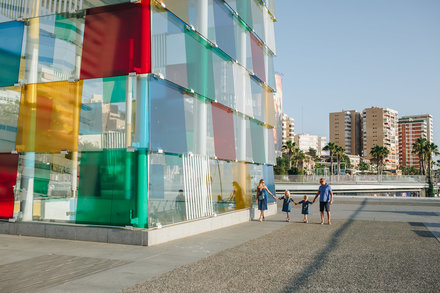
[329, 110, 361, 155]
[398, 114, 433, 168]
[362, 107, 399, 170]
[282, 113, 295, 144]
[294, 134, 327, 156]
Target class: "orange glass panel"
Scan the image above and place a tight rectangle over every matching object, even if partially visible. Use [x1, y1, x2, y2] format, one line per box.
[16, 81, 83, 152]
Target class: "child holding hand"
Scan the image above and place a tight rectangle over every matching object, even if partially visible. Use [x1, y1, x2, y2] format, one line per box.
[278, 190, 297, 222]
[298, 195, 313, 223]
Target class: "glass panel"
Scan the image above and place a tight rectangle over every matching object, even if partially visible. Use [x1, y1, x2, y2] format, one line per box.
[250, 120, 265, 164]
[264, 88, 276, 127]
[151, 5, 189, 89]
[79, 76, 130, 151]
[212, 102, 236, 161]
[23, 14, 84, 84]
[263, 164, 276, 203]
[0, 154, 19, 218]
[184, 95, 215, 157]
[150, 78, 187, 154]
[265, 127, 275, 165]
[30, 153, 76, 222]
[233, 113, 252, 162]
[148, 153, 185, 227]
[250, 33, 265, 82]
[0, 86, 21, 151]
[80, 2, 150, 80]
[213, 51, 235, 109]
[266, 53, 276, 89]
[249, 163, 263, 205]
[76, 149, 138, 226]
[0, 21, 24, 87]
[210, 160, 234, 213]
[251, 78, 264, 122]
[263, 10, 276, 54]
[15, 81, 83, 153]
[0, 0, 132, 22]
[232, 162, 252, 209]
[213, 0, 237, 60]
[233, 63, 252, 117]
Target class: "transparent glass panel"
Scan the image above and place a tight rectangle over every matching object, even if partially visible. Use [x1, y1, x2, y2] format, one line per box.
[79, 76, 130, 150]
[76, 149, 138, 226]
[233, 113, 252, 162]
[23, 14, 84, 84]
[15, 81, 83, 153]
[232, 162, 252, 209]
[184, 96, 215, 157]
[250, 120, 265, 164]
[251, 78, 264, 122]
[151, 5, 189, 89]
[26, 153, 76, 222]
[0, 154, 19, 219]
[233, 63, 252, 117]
[264, 88, 276, 127]
[0, 21, 24, 87]
[265, 127, 275, 165]
[0, 86, 21, 151]
[213, 52, 235, 109]
[80, 2, 150, 80]
[266, 53, 276, 89]
[0, 0, 132, 22]
[148, 152, 185, 227]
[150, 78, 187, 154]
[263, 10, 276, 54]
[212, 102, 236, 161]
[210, 160, 234, 213]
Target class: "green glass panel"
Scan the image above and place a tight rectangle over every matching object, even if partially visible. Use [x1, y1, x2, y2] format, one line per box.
[76, 149, 138, 226]
[103, 76, 127, 103]
[54, 15, 77, 43]
[185, 28, 215, 99]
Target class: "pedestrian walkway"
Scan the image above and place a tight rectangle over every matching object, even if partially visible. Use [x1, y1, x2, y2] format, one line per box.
[1, 197, 439, 293]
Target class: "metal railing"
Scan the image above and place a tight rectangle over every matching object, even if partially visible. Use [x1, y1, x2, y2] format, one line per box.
[274, 175, 427, 184]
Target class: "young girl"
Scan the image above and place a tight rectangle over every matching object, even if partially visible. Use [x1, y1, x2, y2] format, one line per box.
[298, 195, 313, 223]
[278, 190, 297, 222]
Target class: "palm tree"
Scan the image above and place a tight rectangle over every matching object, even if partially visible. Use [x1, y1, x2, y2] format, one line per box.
[425, 142, 439, 183]
[334, 145, 345, 175]
[295, 149, 306, 173]
[282, 141, 296, 169]
[412, 137, 428, 175]
[323, 142, 337, 175]
[370, 145, 390, 175]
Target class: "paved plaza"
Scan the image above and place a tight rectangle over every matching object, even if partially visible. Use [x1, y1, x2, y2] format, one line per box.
[1, 197, 439, 293]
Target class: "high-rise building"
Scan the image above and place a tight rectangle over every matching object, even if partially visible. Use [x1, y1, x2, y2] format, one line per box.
[0, 0, 278, 232]
[329, 110, 361, 155]
[362, 107, 399, 170]
[294, 134, 327, 156]
[282, 113, 295, 144]
[398, 114, 433, 168]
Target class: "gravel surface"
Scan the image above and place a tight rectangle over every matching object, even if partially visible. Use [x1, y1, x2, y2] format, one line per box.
[121, 219, 440, 293]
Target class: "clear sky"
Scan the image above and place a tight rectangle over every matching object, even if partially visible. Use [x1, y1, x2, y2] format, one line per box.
[274, 0, 440, 146]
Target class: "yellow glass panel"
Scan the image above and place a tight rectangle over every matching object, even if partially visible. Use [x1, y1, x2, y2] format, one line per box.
[16, 81, 83, 152]
[232, 162, 252, 210]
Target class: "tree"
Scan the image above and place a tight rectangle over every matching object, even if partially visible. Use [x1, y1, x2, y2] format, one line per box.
[294, 149, 306, 173]
[274, 156, 289, 175]
[323, 142, 337, 175]
[370, 145, 390, 175]
[425, 142, 439, 186]
[334, 145, 345, 175]
[412, 137, 428, 175]
[358, 162, 370, 171]
[282, 141, 296, 169]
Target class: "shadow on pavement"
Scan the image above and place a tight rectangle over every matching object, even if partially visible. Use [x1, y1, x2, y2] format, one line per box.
[409, 222, 440, 228]
[412, 230, 437, 238]
[360, 210, 438, 217]
[281, 199, 368, 293]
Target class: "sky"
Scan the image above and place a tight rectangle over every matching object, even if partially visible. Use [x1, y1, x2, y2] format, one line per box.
[274, 0, 440, 147]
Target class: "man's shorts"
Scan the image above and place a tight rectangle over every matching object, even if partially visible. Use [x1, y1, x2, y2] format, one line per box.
[320, 202, 330, 212]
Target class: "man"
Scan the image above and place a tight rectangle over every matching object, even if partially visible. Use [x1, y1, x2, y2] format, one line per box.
[313, 178, 333, 225]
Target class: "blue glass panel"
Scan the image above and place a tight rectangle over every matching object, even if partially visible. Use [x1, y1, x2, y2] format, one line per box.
[263, 164, 275, 203]
[150, 78, 187, 154]
[0, 21, 24, 87]
[213, 0, 237, 60]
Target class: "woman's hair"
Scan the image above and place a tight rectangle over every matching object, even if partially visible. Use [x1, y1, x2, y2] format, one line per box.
[257, 179, 264, 190]
[284, 190, 290, 197]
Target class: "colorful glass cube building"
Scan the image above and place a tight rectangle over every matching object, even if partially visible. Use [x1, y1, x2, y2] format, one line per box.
[0, 0, 281, 229]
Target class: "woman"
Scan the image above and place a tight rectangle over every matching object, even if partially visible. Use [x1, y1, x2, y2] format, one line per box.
[256, 179, 276, 222]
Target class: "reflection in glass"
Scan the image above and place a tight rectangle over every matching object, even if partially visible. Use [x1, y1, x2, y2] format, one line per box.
[0, 87, 21, 151]
[0, 21, 24, 87]
[0, 154, 19, 219]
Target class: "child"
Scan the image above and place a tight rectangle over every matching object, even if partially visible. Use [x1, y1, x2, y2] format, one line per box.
[298, 195, 313, 223]
[277, 190, 297, 222]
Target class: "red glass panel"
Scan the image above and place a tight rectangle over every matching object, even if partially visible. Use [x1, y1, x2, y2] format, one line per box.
[250, 34, 265, 82]
[0, 154, 18, 218]
[80, 1, 151, 79]
[212, 102, 236, 161]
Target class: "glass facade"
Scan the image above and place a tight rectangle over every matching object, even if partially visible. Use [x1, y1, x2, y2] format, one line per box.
[0, 0, 279, 229]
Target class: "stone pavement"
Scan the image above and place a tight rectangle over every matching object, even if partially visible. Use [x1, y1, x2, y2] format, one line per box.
[0, 197, 439, 293]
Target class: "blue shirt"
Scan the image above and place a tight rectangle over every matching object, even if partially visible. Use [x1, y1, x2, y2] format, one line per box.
[318, 184, 332, 202]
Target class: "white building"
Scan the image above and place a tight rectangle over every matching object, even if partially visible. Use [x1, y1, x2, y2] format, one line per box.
[282, 113, 295, 144]
[295, 134, 327, 156]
